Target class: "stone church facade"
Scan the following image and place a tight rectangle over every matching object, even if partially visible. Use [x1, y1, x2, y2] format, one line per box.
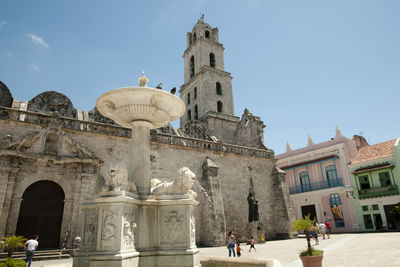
[0, 19, 293, 248]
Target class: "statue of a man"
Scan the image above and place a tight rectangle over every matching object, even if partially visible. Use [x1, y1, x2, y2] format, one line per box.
[247, 192, 257, 222]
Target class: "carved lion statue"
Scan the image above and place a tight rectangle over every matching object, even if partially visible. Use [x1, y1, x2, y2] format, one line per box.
[104, 163, 136, 193]
[151, 167, 197, 198]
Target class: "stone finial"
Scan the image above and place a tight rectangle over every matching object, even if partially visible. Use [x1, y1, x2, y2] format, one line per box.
[335, 125, 342, 139]
[307, 133, 314, 146]
[138, 73, 149, 87]
[286, 140, 292, 152]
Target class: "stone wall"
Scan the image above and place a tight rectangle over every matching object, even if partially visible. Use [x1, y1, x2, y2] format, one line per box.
[0, 108, 292, 247]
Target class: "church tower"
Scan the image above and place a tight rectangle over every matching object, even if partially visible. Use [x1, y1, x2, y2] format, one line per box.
[180, 18, 234, 127]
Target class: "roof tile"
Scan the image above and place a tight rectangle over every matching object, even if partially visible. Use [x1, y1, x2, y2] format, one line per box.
[351, 139, 396, 164]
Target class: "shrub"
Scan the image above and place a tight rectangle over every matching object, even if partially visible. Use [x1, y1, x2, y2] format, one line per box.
[300, 247, 324, 257]
[0, 258, 26, 267]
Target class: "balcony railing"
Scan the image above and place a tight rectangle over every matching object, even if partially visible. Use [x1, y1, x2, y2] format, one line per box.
[358, 185, 399, 199]
[289, 178, 343, 194]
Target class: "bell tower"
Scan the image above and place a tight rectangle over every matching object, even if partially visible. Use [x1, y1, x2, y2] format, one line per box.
[180, 18, 234, 127]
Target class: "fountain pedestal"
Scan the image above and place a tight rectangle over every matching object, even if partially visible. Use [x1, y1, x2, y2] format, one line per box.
[73, 76, 200, 267]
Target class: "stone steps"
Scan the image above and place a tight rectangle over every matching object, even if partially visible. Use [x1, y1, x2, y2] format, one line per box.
[0, 249, 71, 261]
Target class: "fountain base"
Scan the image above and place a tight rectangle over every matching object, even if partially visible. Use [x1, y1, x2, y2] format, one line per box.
[74, 195, 199, 267]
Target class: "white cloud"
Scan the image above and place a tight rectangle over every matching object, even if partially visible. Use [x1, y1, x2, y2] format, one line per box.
[26, 33, 49, 49]
[29, 63, 40, 72]
[0, 21, 7, 28]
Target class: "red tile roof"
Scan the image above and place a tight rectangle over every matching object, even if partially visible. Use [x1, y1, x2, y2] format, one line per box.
[351, 139, 396, 164]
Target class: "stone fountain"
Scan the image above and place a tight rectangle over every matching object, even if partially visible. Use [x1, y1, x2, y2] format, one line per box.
[73, 75, 200, 267]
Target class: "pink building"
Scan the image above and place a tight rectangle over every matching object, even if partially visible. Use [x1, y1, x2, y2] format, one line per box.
[276, 127, 367, 233]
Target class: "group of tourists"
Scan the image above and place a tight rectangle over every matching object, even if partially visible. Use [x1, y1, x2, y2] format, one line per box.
[226, 231, 257, 257]
[310, 221, 331, 245]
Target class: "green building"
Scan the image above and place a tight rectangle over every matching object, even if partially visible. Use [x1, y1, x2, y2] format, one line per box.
[348, 138, 400, 231]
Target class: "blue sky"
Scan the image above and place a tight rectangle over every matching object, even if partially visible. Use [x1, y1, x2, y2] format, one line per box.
[1, 0, 399, 154]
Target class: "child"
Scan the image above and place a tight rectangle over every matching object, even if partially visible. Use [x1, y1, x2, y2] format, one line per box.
[249, 237, 256, 252]
[236, 243, 243, 257]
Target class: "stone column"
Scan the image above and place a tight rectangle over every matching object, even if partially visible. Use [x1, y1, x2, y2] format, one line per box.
[1, 167, 19, 237]
[130, 121, 153, 196]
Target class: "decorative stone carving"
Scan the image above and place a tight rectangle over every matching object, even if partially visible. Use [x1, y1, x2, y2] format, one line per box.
[83, 213, 98, 247]
[161, 211, 184, 244]
[0, 132, 41, 151]
[64, 134, 96, 159]
[103, 164, 136, 193]
[151, 167, 197, 198]
[27, 91, 77, 118]
[73, 236, 81, 248]
[122, 213, 137, 246]
[101, 211, 116, 240]
[0, 81, 13, 108]
[181, 120, 212, 140]
[88, 107, 117, 125]
[190, 214, 196, 245]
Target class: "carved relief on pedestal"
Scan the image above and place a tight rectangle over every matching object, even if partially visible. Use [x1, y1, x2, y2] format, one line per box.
[122, 213, 137, 247]
[190, 214, 195, 245]
[161, 211, 184, 244]
[83, 211, 98, 247]
[101, 210, 117, 241]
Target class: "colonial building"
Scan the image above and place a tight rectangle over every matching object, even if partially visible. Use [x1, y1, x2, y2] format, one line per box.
[0, 18, 293, 248]
[276, 128, 367, 232]
[348, 138, 400, 231]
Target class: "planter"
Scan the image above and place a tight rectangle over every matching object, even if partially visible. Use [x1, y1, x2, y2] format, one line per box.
[300, 255, 323, 267]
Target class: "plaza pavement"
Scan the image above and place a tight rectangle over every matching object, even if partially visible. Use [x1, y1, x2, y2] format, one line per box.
[31, 232, 400, 267]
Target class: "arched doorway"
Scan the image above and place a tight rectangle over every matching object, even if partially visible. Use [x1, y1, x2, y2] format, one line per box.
[15, 181, 65, 248]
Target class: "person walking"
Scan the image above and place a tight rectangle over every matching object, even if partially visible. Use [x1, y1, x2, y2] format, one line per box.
[249, 237, 256, 252]
[236, 243, 243, 257]
[318, 222, 327, 239]
[325, 221, 331, 239]
[24, 235, 39, 267]
[225, 231, 237, 257]
[312, 223, 319, 245]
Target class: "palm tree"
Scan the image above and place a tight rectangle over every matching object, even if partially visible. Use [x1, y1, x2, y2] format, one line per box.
[291, 214, 315, 255]
[2, 236, 27, 258]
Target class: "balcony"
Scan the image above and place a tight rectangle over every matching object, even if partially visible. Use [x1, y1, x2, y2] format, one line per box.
[289, 178, 343, 194]
[358, 185, 399, 199]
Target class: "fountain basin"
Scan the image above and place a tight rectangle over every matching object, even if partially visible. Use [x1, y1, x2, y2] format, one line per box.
[96, 87, 185, 129]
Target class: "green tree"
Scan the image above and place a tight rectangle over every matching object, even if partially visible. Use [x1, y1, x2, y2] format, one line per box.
[291, 214, 322, 256]
[1, 236, 27, 258]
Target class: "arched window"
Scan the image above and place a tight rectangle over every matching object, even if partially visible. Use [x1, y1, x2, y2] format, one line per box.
[194, 87, 197, 99]
[217, 101, 223, 113]
[188, 110, 191, 121]
[187, 93, 190, 105]
[190, 56, 195, 78]
[299, 171, 310, 192]
[205, 30, 210, 39]
[216, 82, 222, 95]
[325, 165, 338, 186]
[209, 53, 215, 68]
[193, 32, 197, 41]
[194, 105, 198, 120]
